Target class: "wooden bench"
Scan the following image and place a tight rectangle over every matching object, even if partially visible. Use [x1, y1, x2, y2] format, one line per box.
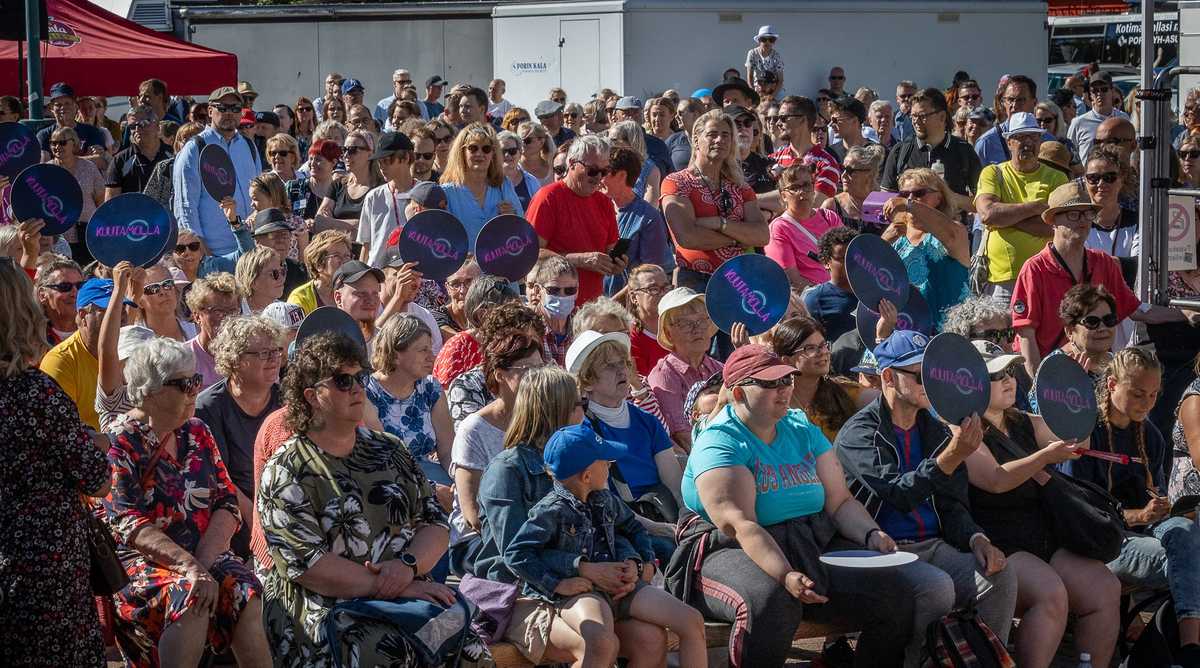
[488, 619, 857, 668]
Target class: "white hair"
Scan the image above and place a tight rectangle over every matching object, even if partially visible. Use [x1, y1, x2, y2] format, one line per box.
[608, 120, 647, 161]
[567, 133, 611, 164]
[124, 337, 196, 406]
[496, 130, 520, 149]
[572, 297, 634, 337]
[869, 99, 894, 117]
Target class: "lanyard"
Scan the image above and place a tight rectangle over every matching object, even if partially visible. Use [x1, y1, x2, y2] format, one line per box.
[1049, 244, 1088, 285]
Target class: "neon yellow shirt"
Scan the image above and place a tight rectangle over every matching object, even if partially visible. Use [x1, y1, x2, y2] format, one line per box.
[976, 162, 1068, 283]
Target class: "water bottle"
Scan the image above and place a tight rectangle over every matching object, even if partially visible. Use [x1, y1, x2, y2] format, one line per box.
[931, 159, 946, 179]
[1077, 652, 1092, 668]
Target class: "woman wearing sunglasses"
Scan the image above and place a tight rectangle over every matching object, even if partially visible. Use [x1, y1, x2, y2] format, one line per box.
[821, 145, 885, 234]
[171, 225, 254, 283]
[315, 129, 381, 236]
[440, 123, 523, 247]
[766, 163, 843, 293]
[49, 126, 105, 263]
[880, 167, 970, 330]
[497, 130, 541, 211]
[1179, 134, 1200, 189]
[101, 336, 272, 667]
[963, 340, 1118, 668]
[136, 263, 195, 342]
[235, 246, 287, 315]
[1027, 285, 1117, 413]
[425, 119, 456, 173]
[517, 120, 556, 186]
[292, 97, 316, 154]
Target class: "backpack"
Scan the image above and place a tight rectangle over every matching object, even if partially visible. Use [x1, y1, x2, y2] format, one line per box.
[924, 609, 1016, 668]
[1122, 595, 1178, 668]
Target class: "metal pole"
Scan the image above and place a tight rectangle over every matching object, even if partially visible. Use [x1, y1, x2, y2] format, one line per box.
[23, 0, 43, 121]
[1138, 4, 1156, 304]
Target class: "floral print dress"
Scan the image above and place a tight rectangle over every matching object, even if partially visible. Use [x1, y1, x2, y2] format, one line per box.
[365, 375, 442, 460]
[0, 369, 110, 667]
[258, 428, 465, 667]
[102, 415, 261, 667]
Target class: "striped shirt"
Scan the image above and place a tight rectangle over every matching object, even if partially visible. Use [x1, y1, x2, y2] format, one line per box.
[768, 143, 841, 198]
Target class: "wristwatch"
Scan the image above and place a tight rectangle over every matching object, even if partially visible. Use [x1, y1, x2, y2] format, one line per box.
[399, 551, 418, 575]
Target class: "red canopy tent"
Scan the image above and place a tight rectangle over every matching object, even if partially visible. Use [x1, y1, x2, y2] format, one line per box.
[0, 0, 237, 97]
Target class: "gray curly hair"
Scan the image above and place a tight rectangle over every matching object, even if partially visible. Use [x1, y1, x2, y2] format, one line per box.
[124, 337, 196, 406]
[941, 296, 1012, 338]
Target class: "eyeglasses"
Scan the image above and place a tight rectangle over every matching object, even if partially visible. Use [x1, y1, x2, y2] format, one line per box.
[446, 278, 474, 291]
[316, 369, 371, 392]
[1056, 209, 1097, 224]
[973, 327, 1015, 344]
[210, 103, 242, 114]
[1094, 137, 1131, 148]
[49, 140, 71, 147]
[988, 366, 1016, 382]
[553, 165, 568, 176]
[829, 75, 844, 81]
[910, 110, 943, 123]
[783, 181, 814, 192]
[269, 150, 293, 158]
[434, 134, 453, 145]
[1181, 150, 1200, 160]
[175, 241, 202, 254]
[242, 347, 284, 361]
[143, 279, 175, 296]
[760, 37, 777, 43]
[163, 373, 204, 395]
[573, 162, 611, 178]
[792, 340, 831, 356]
[1035, 116, 1056, 127]
[1084, 171, 1119, 186]
[740, 375, 794, 389]
[960, 94, 982, 103]
[892, 367, 923, 385]
[200, 306, 239, 318]
[502, 147, 520, 157]
[343, 145, 367, 155]
[465, 144, 493, 154]
[43, 281, 86, 293]
[1078, 313, 1119, 330]
[898, 188, 931, 199]
[732, 118, 755, 129]
[671, 315, 710, 333]
[774, 114, 804, 124]
[634, 283, 670, 296]
[542, 285, 578, 296]
[407, 151, 432, 162]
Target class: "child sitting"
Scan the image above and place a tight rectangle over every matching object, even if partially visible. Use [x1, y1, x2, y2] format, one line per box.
[504, 422, 708, 668]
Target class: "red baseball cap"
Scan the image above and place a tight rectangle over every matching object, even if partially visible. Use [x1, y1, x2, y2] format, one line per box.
[239, 108, 256, 128]
[722, 344, 797, 388]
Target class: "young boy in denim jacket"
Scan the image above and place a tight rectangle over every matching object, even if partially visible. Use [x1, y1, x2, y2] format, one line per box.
[504, 422, 708, 668]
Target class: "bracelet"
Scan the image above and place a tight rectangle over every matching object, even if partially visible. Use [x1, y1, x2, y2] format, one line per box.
[864, 527, 882, 545]
[720, 217, 728, 233]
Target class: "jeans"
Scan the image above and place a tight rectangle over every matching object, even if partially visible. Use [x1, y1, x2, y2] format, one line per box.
[1109, 516, 1200, 620]
[898, 538, 1019, 668]
[693, 541, 922, 667]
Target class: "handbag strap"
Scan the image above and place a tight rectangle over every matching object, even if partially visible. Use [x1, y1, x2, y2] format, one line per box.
[982, 418, 1052, 486]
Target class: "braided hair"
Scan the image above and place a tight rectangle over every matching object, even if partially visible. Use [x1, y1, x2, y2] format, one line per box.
[1095, 347, 1161, 493]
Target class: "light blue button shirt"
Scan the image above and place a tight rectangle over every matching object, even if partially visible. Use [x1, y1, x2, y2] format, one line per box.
[441, 181, 525, 252]
[172, 127, 260, 255]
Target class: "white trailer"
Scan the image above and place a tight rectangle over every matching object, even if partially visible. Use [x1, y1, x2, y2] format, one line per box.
[493, 0, 1048, 108]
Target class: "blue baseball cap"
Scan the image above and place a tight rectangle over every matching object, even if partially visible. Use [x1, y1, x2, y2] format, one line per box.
[340, 78, 365, 95]
[850, 348, 880, 376]
[873, 330, 930, 371]
[49, 82, 75, 100]
[76, 278, 137, 311]
[691, 88, 713, 100]
[543, 422, 628, 480]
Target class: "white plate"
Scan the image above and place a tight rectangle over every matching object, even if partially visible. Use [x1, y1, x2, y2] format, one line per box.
[819, 550, 919, 569]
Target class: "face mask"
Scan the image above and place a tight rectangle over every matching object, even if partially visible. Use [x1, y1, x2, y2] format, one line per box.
[542, 292, 576, 319]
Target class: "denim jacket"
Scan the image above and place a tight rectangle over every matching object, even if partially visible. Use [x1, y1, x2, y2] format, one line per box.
[505, 482, 654, 601]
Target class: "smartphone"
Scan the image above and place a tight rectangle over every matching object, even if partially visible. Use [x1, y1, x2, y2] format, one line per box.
[608, 238, 632, 260]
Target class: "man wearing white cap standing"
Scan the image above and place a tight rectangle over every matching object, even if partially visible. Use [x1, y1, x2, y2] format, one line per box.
[974, 111, 1068, 301]
[745, 25, 785, 92]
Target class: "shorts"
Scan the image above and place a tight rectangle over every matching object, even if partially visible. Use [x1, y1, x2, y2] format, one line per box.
[597, 580, 648, 621]
[502, 597, 556, 664]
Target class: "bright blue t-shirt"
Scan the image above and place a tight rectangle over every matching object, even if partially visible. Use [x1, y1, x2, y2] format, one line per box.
[592, 403, 675, 497]
[682, 405, 830, 527]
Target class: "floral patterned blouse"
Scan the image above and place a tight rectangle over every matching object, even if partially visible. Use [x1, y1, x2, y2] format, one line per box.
[365, 375, 442, 460]
[258, 428, 450, 667]
[103, 415, 242, 555]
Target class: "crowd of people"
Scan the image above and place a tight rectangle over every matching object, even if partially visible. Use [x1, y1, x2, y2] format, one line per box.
[8, 20, 1200, 668]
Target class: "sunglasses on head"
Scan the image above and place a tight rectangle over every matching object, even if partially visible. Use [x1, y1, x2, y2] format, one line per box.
[465, 143, 493, 154]
[542, 285, 578, 296]
[1084, 171, 1119, 185]
[163, 373, 204, 395]
[317, 369, 371, 392]
[988, 366, 1016, 382]
[1079, 313, 1119, 330]
[739, 375, 794, 389]
[143, 279, 175, 296]
[175, 241, 202, 254]
[414, 151, 435, 161]
[899, 188, 931, 199]
[44, 280, 86, 293]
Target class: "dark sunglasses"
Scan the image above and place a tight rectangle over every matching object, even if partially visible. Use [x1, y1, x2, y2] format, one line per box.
[269, 150, 293, 158]
[44, 280, 86, 293]
[317, 369, 371, 392]
[502, 147, 520, 157]
[1035, 116, 1056, 127]
[434, 135, 453, 145]
[988, 366, 1016, 382]
[973, 327, 1015, 344]
[267, 268, 285, 281]
[553, 165, 568, 176]
[163, 373, 204, 395]
[898, 188, 931, 199]
[1079, 313, 1119, 330]
[893, 367, 923, 385]
[1181, 150, 1200, 160]
[1084, 171, 1119, 186]
[296, 106, 314, 113]
[543, 285, 578, 296]
[760, 37, 777, 43]
[209, 103, 242, 114]
[1090, 86, 1111, 95]
[733, 118, 755, 129]
[414, 151, 435, 161]
[175, 241, 202, 253]
[573, 162, 610, 178]
[465, 144, 493, 154]
[143, 279, 175, 296]
[740, 375, 794, 389]
[343, 145, 367, 155]
[829, 75, 844, 81]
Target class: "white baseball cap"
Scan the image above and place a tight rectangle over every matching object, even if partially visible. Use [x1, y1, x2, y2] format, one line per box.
[262, 301, 305, 330]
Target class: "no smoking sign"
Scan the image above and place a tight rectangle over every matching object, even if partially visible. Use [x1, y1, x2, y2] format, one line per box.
[1168, 195, 1197, 270]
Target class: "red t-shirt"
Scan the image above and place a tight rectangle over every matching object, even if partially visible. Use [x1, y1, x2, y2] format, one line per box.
[660, 169, 758, 275]
[1011, 244, 1141, 355]
[630, 325, 669, 377]
[527, 181, 618, 306]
